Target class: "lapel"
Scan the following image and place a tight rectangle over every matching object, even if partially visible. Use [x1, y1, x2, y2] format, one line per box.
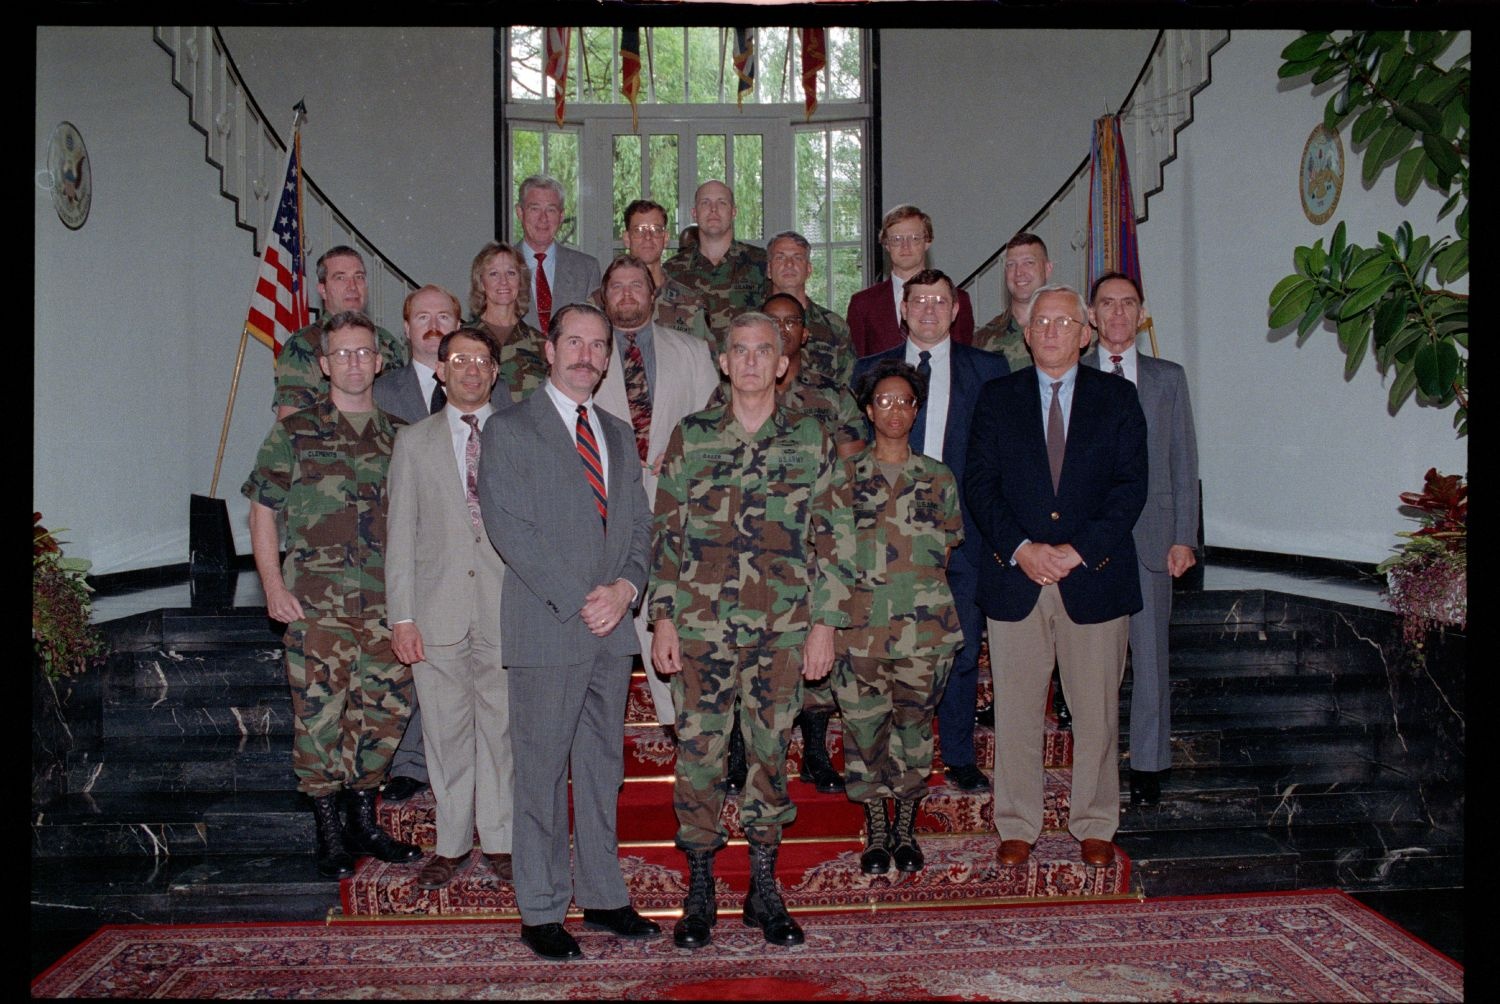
[941, 346, 971, 457]
[527, 389, 597, 528]
[422, 413, 470, 513]
[1135, 354, 1163, 418]
[1059, 366, 1103, 494]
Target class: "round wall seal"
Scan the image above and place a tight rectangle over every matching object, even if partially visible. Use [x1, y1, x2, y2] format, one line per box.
[48, 122, 92, 230]
[1299, 124, 1343, 226]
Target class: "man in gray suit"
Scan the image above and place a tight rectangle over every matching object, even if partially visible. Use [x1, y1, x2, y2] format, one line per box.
[1084, 272, 1199, 806]
[516, 175, 602, 334]
[592, 254, 721, 731]
[373, 283, 464, 803]
[479, 303, 660, 961]
[387, 326, 514, 891]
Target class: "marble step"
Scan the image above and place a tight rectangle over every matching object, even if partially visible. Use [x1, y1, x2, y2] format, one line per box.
[122, 648, 285, 689]
[101, 684, 294, 738]
[65, 736, 297, 794]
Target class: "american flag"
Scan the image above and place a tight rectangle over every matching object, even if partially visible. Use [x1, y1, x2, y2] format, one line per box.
[546, 27, 571, 128]
[244, 134, 309, 358]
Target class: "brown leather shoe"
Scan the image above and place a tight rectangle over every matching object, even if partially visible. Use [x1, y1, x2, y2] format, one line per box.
[485, 852, 514, 882]
[997, 839, 1032, 866]
[416, 853, 468, 891]
[1080, 839, 1115, 867]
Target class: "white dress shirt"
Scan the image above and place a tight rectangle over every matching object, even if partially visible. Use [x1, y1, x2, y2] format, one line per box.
[906, 336, 952, 459]
[445, 401, 496, 495]
[1102, 342, 1139, 385]
[525, 240, 559, 298]
[544, 380, 610, 487]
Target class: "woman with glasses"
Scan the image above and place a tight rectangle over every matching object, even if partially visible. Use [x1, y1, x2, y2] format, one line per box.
[467, 242, 548, 404]
[835, 358, 965, 875]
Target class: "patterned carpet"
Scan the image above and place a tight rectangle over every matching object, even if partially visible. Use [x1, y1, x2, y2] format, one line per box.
[33, 890, 1461, 1000]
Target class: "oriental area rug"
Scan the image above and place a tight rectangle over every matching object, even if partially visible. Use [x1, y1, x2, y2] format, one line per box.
[33, 890, 1461, 1000]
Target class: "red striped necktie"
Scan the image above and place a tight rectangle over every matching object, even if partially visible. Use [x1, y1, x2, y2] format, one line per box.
[575, 404, 607, 526]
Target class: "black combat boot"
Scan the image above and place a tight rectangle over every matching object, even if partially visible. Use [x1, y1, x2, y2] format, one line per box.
[891, 796, 925, 873]
[343, 786, 422, 863]
[859, 800, 892, 875]
[672, 848, 719, 949]
[1051, 668, 1072, 730]
[725, 715, 747, 796]
[796, 710, 845, 793]
[742, 839, 804, 946]
[311, 792, 355, 879]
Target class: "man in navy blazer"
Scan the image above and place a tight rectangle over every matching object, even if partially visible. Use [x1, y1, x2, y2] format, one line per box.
[965, 284, 1146, 870]
[853, 268, 1008, 792]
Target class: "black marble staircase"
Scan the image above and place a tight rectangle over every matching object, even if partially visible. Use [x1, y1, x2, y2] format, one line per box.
[32, 585, 1464, 941]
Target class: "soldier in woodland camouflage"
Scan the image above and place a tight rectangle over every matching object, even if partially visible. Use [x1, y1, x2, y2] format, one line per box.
[244, 311, 422, 879]
[662, 180, 768, 343]
[274, 246, 408, 418]
[765, 230, 857, 389]
[971, 233, 1054, 372]
[836, 359, 964, 876]
[467, 241, 549, 405]
[649, 312, 854, 951]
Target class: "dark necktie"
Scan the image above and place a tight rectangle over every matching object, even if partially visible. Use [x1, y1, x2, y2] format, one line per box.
[908, 349, 932, 453]
[576, 404, 607, 526]
[1047, 380, 1065, 494]
[429, 380, 447, 414]
[461, 413, 482, 531]
[535, 252, 553, 333]
[1110, 354, 1124, 377]
[623, 332, 652, 464]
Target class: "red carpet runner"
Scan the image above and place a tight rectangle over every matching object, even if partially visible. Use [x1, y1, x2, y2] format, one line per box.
[33, 891, 1462, 1000]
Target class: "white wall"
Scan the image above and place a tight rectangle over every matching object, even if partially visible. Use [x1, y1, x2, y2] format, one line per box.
[1138, 30, 1467, 563]
[879, 28, 1160, 314]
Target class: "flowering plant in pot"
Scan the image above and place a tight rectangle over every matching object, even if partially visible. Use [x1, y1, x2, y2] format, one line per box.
[1376, 469, 1466, 654]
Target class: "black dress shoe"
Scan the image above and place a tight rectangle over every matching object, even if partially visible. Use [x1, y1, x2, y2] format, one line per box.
[975, 702, 996, 729]
[1129, 768, 1164, 806]
[582, 905, 662, 939]
[381, 775, 425, 802]
[945, 763, 990, 792]
[520, 923, 582, 961]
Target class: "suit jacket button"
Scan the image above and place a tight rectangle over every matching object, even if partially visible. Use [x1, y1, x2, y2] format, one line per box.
[468, 569, 476, 577]
[1050, 511, 1061, 521]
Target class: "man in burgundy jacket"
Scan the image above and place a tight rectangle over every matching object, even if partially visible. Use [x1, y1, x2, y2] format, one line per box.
[846, 204, 975, 356]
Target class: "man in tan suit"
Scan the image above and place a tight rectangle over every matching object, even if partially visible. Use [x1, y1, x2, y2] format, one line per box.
[592, 254, 720, 730]
[386, 326, 515, 891]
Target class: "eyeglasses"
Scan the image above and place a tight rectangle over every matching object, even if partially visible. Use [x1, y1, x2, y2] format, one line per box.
[447, 353, 496, 370]
[771, 316, 805, 331]
[909, 295, 950, 308]
[325, 347, 377, 363]
[629, 224, 667, 237]
[771, 253, 809, 265]
[1027, 316, 1090, 335]
[872, 393, 918, 410]
[884, 234, 927, 248]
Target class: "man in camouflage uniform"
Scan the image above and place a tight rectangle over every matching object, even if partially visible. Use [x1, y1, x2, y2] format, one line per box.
[591, 199, 714, 343]
[274, 246, 409, 418]
[837, 358, 965, 877]
[663, 180, 768, 344]
[244, 311, 422, 879]
[766, 230, 856, 388]
[972, 232, 1052, 373]
[650, 312, 854, 951]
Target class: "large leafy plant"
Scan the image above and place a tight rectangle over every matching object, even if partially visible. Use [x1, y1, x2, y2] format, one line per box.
[1267, 30, 1468, 436]
[33, 512, 104, 680]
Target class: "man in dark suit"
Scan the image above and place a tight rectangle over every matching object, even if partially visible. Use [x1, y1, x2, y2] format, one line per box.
[846, 205, 976, 356]
[479, 303, 660, 961]
[1083, 272, 1199, 806]
[966, 284, 1147, 870]
[371, 283, 464, 803]
[516, 175, 602, 333]
[854, 268, 1008, 793]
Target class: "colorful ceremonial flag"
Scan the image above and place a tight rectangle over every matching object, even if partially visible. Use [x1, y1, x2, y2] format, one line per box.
[546, 27, 571, 128]
[243, 113, 309, 359]
[732, 28, 756, 108]
[621, 28, 642, 131]
[1087, 114, 1143, 297]
[801, 29, 826, 121]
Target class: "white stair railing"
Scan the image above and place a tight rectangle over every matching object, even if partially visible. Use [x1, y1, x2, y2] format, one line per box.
[963, 28, 1229, 323]
[153, 26, 416, 331]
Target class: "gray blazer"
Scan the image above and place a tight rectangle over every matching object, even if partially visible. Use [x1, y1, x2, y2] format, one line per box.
[373, 364, 430, 425]
[1084, 348, 1199, 571]
[478, 387, 651, 667]
[523, 244, 603, 331]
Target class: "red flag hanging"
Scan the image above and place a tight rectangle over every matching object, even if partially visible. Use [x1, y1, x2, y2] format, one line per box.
[621, 28, 642, 132]
[801, 29, 826, 122]
[546, 27, 571, 128]
[732, 28, 756, 109]
[244, 108, 309, 359]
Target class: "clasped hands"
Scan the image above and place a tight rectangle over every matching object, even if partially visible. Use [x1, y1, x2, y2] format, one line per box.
[1016, 541, 1083, 587]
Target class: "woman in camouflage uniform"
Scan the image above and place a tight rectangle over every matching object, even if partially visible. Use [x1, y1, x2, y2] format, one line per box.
[467, 242, 548, 403]
[836, 359, 965, 874]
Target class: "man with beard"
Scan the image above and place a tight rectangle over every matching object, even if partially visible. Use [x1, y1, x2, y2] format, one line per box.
[372, 283, 465, 802]
[592, 255, 720, 732]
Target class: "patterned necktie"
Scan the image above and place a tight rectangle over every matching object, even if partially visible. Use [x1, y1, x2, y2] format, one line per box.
[534, 252, 553, 333]
[576, 404, 607, 526]
[461, 413, 483, 531]
[908, 349, 932, 453]
[623, 331, 652, 464]
[1110, 354, 1124, 377]
[1047, 380, 1065, 494]
[429, 380, 447, 415]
